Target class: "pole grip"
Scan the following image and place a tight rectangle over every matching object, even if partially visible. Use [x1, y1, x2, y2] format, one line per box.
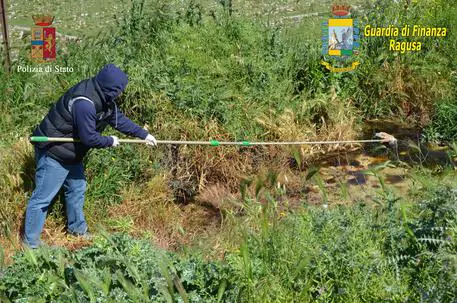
[30, 136, 49, 142]
[30, 137, 78, 142]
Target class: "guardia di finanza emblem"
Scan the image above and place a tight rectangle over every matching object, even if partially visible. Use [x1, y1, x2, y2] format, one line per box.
[321, 2, 360, 72]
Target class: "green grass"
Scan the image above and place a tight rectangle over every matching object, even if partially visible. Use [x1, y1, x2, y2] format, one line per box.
[1, 187, 456, 302]
[0, 0, 455, 226]
[8, 0, 122, 36]
[1, 0, 457, 301]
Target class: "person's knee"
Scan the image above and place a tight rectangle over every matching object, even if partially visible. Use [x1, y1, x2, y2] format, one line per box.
[27, 194, 54, 210]
[65, 179, 86, 193]
[64, 182, 87, 206]
[72, 181, 87, 195]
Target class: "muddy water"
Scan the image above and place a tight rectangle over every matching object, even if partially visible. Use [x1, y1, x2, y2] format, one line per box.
[304, 120, 455, 205]
[361, 119, 454, 167]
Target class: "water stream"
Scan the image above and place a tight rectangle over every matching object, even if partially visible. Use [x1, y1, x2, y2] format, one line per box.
[304, 120, 455, 204]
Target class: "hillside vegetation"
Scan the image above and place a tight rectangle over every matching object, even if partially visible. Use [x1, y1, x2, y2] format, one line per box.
[1, 0, 457, 301]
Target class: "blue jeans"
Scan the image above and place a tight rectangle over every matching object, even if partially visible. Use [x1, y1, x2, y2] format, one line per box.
[23, 148, 88, 248]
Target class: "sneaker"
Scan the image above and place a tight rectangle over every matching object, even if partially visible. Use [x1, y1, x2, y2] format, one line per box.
[68, 231, 93, 241]
[22, 239, 41, 249]
[22, 241, 40, 250]
[80, 232, 93, 241]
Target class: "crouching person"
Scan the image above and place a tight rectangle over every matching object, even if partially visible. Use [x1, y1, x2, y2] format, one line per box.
[23, 64, 157, 248]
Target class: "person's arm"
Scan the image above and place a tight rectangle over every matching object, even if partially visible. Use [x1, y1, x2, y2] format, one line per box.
[108, 108, 149, 139]
[72, 100, 114, 148]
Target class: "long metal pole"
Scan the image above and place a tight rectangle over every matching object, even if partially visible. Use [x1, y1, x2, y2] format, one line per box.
[30, 134, 397, 146]
[0, 0, 11, 72]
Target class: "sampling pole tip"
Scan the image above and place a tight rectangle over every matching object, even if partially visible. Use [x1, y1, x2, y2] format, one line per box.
[375, 132, 397, 145]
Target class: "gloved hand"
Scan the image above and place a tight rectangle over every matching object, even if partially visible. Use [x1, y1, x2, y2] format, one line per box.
[110, 136, 120, 147]
[145, 134, 157, 146]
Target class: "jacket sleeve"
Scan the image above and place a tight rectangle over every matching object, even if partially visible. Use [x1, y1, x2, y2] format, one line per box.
[72, 100, 114, 148]
[108, 108, 148, 139]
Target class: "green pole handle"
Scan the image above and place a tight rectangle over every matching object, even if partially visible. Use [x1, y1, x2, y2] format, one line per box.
[30, 136, 80, 142]
[210, 140, 220, 146]
[30, 136, 50, 142]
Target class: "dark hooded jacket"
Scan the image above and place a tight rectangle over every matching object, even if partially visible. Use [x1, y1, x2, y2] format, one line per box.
[32, 64, 130, 164]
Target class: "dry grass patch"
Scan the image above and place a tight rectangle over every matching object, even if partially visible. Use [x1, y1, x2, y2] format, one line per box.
[107, 173, 222, 251]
